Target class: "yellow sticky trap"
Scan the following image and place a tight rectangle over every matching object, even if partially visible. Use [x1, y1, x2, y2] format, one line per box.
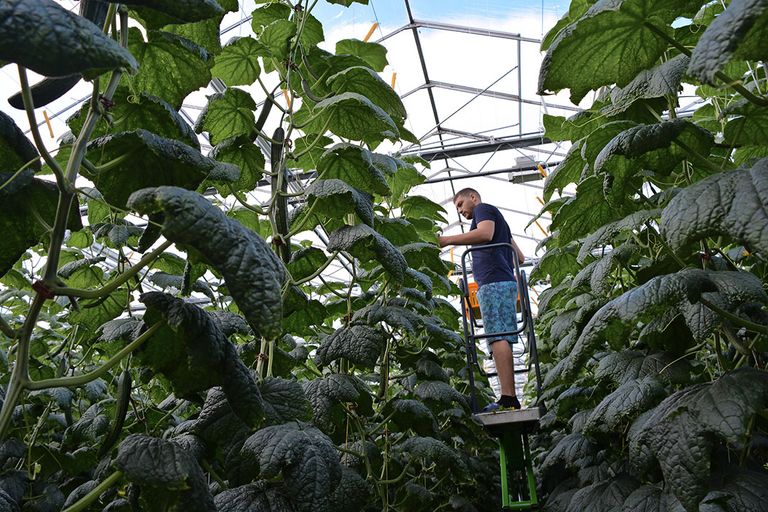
[363, 22, 379, 42]
[390, 72, 397, 89]
[537, 163, 547, 177]
[282, 88, 292, 108]
[43, 110, 54, 138]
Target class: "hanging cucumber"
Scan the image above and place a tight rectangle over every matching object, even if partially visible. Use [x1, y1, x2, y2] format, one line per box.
[98, 367, 132, 457]
[271, 127, 291, 264]
[254, 97, 273, 135]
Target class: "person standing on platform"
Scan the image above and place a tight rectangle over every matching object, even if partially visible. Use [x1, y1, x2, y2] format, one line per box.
[438, 188, 525, 412]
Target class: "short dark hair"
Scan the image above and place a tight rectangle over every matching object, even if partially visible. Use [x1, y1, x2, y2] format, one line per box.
[453, 188, 480, 202]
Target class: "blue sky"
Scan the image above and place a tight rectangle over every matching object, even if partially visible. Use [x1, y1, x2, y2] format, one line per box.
[312, 0, 570, 35]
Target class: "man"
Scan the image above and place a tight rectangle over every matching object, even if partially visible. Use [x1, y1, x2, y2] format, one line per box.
[438, 188, 524, 412]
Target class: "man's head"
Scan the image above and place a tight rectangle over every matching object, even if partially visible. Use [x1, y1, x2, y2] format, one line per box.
[453, 188, 482, 219]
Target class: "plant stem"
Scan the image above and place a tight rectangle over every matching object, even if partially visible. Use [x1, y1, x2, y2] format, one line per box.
[26, 322, 163, 390]
[62, 470, 123, 512]
[50, 241, 172, 299]
[17, 67, 67, 189]
[701, 298, 768, 335]
[0, 315, 17, 339]
[0, 294, 45, 439]
[293, 251, 340, 285]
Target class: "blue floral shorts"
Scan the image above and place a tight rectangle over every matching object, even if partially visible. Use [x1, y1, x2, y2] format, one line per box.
[476, 280, 518, 354]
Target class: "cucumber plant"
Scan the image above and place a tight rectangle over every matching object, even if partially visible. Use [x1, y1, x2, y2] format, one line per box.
[532, 0, 768, 510]
[0, 1, 502, 510]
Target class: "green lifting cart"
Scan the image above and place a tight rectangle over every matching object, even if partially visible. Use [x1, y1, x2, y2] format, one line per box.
[458, 243, 544, 510]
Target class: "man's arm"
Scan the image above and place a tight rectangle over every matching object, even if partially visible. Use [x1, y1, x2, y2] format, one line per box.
[438, 220, 494, 247]
[510, 236, 525, 264]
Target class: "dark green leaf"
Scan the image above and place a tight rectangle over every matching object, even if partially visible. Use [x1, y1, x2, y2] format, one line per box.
[209, 135, 266, 193]
[565, 476, 639, 512]
[260, 377, 312, 425]
[578, 209, 661, 262]
[260, 20, 297, 61]
[326, 224, 407, 283]
[148, 271, 215, 301]
[633, 368, 768, 509]
[214, 482, 295, 512]
[315, 324, 385, 368]
[327, 66, 405, 124]
[538, 0, 705, 102]
[303, 374, 370, 432]
[128, 187, 287, 338]
[375, 217, 420, 246]
[85, 129, 238, 207]
[384, 399, 437, 436]
[115, 434, 215, 511]
[317, 143, 390, 196]
[543, 141, 586, 201]
[301, 178, 374, 228]
[688, 0, 768, 83]
[0, 178, 82, 277]
[240, 422, 341, 512]
[251, 3, 292, 30]
[397, 436, 466, 472]
[595, 350, 690, 386]
[700, 469, 768, 512]
[126, 29, 210, 109]
[293, 92, 399, 147]
[583, 377, 666, 434]
[212, 37, 266, 86]
[195, 88, 256, 145]
[335, 39, 387, 72]
[124, 0, 224, 28]
[661, 158, 768, 254]
[400, 195, 447, 223]
[0, 0, 137, 77]
[69, 89, 200, 149]
[0, 111, 39, 189]
[330, 466, 372, 512]
[287, 247, 327, 281]
[622, 485, 686, 512]
[605, 55, 689, 115]
[414, 380, 466, 407]
[162, 16, 224, 55]
[724, 99, 768, 146]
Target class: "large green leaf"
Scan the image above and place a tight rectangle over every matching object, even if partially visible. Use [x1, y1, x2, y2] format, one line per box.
[414, 380, 467, 407]
[661, 158, 768, 254]
[195, 88, 256, 145]
[212, 37, 266, 86]
[543, 141, 586, 201]
[622, 485, 685, 512]
[240, 422, 341, 512]
[384, 399, 437, 436]
[335, 39, 387, 72]
[115, 434, 215, 511]
[85, 129, 238, 207]
[315, 324, 385, 368]
[538, 0, 706, 102]
[540, 432, 597, 474]
[578, 209, 661, 262]
[0, 111, 40, 193]
[605, 55, 689, 115]
[375, 217, 420, 246]
[565, 476, 639, 512]
[632, 368, 768, 509]
[68, 89, 199, 148]
[687, 0, 768, 84]
[260, 19, 297, 61]
[699, 470, 768, 512]
[560, 269, 716, 379]
[140, 293, 264, 425]
[303, 374, 365, 432]
[327, 66, 405, 125]
[162, 16, 224, 55]
[326, 224, 407, 283]
[294, 93, 399, 147]
[259, 377, 312, 425]
[209, 135, 265, 193]
[595, 350, 690, 386]
[251, 2, 291, 30]
[0, 0, 137, 77]
[583, 377, 665, 434]
[214, 482, 294, 512]
[317, 144, 390, 196]
[723, 99, 768, 146]
[123, 0, 224, 28]
[126, 29, 211, 109]
[127, 187, 287, 339]
[400, 195, 447, 223]
[298, 178, 374, 229]
[396, 437, 466, 473]
[594, 120, 714, 199]
[0, 178, 82, 277]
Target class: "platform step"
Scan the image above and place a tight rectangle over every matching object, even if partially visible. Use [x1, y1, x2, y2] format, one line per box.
[473, 407, 541, 429]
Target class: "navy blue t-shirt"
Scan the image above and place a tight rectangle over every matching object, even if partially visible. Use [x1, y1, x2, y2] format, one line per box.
[470, 203, 516, 287]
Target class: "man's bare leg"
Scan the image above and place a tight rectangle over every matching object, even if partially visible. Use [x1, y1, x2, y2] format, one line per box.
[492, 340, 516, 396]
